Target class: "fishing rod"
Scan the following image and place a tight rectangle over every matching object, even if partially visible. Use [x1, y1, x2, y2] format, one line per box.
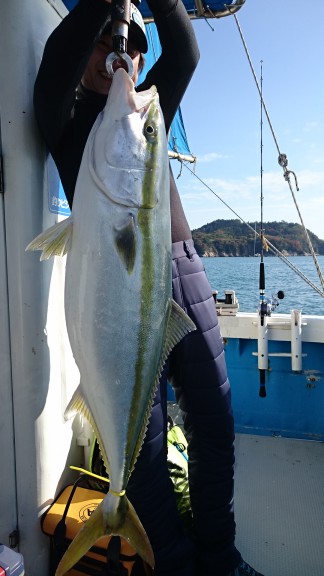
[257, 62, 284, 398]
[258, 61, 267, 397]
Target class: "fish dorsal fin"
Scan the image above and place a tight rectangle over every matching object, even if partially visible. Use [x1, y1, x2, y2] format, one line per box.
[65, 385, 111, 477]
[25, 215, 73, 260]
[114, 215, 136, 273]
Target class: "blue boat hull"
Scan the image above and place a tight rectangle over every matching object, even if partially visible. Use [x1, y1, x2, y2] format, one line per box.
[225, 337, 324, 441]
[168, 312, 324, 441]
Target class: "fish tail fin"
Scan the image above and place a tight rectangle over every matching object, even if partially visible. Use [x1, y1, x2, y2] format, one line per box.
[118, 496, 154, 569]
[25, 215, 73, 260]
[55, 494, 154, 576]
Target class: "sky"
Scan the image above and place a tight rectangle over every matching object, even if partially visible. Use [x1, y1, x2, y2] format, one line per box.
[172, 0, 324, 239]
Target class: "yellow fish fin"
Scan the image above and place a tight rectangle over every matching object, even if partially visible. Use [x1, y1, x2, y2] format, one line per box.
[64, 385, 111, 478]
[118, 497, 154, 568]
[55, 495, 154, 576]
[128, 300, 196, 475]
[163, 299, 196, 360]
[26, 215, 73, 260]
[55, 499, 107, 576]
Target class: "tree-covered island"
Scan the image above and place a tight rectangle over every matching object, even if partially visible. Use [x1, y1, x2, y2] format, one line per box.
[192, 220, 324, 257]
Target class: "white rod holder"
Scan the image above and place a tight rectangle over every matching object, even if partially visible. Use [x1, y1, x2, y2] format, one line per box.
[258, 314, 268, 370]
[291, 309, 303, 371]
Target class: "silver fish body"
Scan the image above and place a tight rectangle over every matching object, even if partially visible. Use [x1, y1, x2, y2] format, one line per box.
[27, 67, 195, 575]
[66, 69, 171, 489]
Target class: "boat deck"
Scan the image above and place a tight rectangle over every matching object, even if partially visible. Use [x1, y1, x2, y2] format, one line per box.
[168, 404, 324, 575]
[234, 433, 324, 576]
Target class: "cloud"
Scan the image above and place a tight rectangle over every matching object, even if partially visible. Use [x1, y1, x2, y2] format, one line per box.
[177, 167, 324, 238]
[196, 152, 229, 163]
[304, 121, 320, 132]
[296, 169, 324, 188]
[312, 157, 324, 165]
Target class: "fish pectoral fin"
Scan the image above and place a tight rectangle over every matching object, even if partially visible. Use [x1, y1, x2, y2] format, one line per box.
[64, 384, 90, 421]
[114, 214, 136, 273]
[55, 500, 106, 576]
[163, 299, 196, 360]
[65, 386, 98, 442]
[26, 215, 73, 260]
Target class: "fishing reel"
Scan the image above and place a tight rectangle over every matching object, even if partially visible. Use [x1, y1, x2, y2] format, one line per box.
[259, 290, 285, 317]
[258, 274, 284, 398]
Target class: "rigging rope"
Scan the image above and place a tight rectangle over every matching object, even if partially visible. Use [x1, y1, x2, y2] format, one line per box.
[226, 7, 324, 293]
[180, 161, 324, 299]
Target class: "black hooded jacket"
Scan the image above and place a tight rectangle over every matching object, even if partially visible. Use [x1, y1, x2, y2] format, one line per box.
[33, 0, 200, 241]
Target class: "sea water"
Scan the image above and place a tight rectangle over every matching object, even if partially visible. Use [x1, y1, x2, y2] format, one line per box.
[203, 255, 324, 316]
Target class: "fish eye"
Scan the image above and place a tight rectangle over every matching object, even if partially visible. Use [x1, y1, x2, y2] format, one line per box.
[144, 122, 157, 143]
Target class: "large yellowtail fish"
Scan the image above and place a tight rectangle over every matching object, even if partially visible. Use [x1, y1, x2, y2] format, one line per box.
[27, 67, 196, 575]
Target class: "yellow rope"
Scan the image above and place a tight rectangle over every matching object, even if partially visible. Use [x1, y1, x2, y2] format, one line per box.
[69, 466, 110, 484]
[70, 466, 126, 496]
[109, 488, 126, 497]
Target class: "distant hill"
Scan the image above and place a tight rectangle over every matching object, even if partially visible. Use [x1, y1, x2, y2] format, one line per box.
[192, 220, 324, 257]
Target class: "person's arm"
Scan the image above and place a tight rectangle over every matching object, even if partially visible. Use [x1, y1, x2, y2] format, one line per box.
[137, 0, 200, 133]
[34, 0, 199, 150]
[34, 0, 112, 152]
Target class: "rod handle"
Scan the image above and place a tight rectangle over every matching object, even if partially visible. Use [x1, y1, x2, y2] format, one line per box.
[259, 369, 266, 397]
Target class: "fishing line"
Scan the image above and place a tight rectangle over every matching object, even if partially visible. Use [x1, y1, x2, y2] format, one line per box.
[179, 160, 324, 299]
[227, 7, 324, 292]
[200, 5, 324, 292]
